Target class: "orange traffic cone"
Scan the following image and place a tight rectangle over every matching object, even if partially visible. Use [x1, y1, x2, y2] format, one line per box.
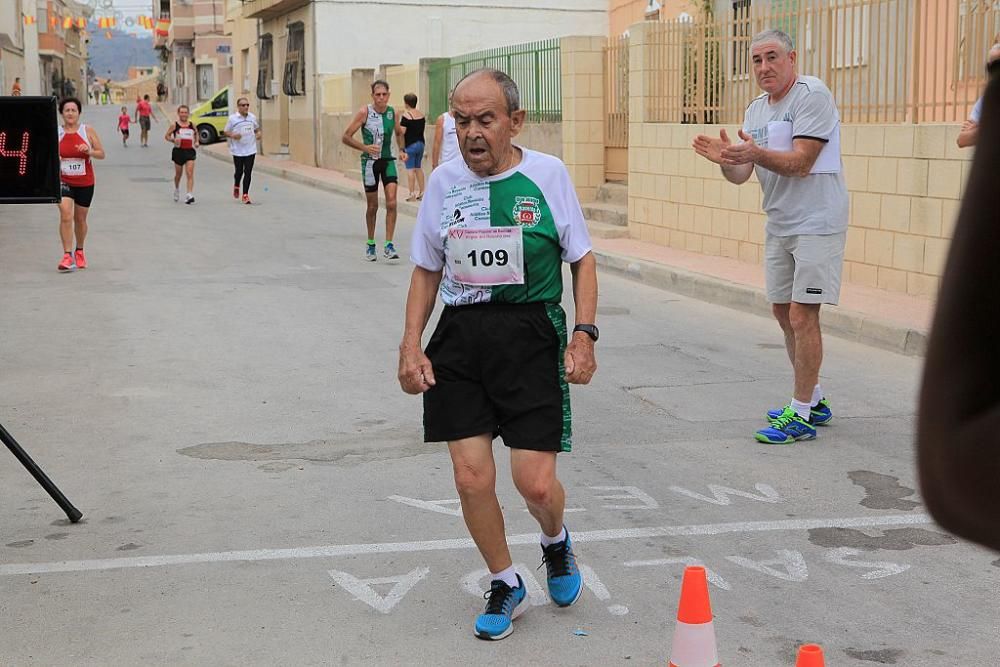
[795, 644, 825, 667]
[668, 566, 720, 667]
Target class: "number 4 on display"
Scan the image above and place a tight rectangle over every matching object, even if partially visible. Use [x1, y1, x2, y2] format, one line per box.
[0, 131, 29, 176]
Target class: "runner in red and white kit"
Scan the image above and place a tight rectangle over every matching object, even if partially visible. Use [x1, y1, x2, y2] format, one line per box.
[165, 105, 199, 204]
[57, 97, 105, 272]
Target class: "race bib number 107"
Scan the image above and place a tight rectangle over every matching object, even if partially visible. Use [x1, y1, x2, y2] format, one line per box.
[447, 226, 524, 285]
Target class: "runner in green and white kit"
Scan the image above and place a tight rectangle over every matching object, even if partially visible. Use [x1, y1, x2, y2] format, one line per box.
[342, 80, 406, 261]
[399, 69, 599, 641]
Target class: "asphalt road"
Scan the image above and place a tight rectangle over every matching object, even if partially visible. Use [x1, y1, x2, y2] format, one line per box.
[1, 106, 997, 666]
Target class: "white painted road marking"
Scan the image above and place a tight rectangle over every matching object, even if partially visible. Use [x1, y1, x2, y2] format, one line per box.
[388, 496, 586, 516]
[623, 557, 733, 590]
[461, 563, 630, 616]
[590, 486, 660, 510]
[462, 564, 551, 607]
[669, 483, 783, 506]
[824, 547, 912, 579]
[388, 496, 463, 517]
[726, 549, 810, 582]
[328, 567, 430, 614]
[0, 513, 933, 576]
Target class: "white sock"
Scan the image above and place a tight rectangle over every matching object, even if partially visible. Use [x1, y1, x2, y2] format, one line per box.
[790, 398, 811, 420]
[491, 565, 520, 589]
[811, 384, 823, 406]
[540, 526, 567, 547]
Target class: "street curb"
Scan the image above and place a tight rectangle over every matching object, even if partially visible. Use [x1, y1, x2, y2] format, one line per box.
[593, 250, 927, 357]
[201, 147, 423, 218]
[202, 146, 927, 357]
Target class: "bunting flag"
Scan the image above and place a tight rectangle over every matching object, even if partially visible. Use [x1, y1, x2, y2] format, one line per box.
[62, 16, 72, 29]
[49, 14, 57, 27]
[77, 17, 86, 29]
[97, 17, 107, 28]
[23, 15, 35, 25]
[155, 18, 169, 36]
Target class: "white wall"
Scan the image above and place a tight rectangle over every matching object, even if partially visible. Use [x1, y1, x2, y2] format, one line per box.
[313, 0, 607, 72]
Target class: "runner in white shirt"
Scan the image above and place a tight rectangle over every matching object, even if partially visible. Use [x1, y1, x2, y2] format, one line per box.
[223, 98, 262, 204]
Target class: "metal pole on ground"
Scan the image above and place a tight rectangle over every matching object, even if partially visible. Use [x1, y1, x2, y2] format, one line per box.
[1, 422, 83, 523]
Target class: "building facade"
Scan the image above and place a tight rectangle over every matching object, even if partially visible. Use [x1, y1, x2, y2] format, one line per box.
[610, 0, 698, 36]
[154, 0, 232, 107]
[0, 0, 29, 95]
[225, 0, 607, 166]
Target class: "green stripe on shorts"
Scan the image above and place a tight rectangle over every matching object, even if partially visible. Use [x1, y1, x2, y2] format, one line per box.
[545, 303, 573, 453]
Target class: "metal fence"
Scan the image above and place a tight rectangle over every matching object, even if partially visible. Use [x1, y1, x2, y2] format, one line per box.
[433, 38, 562, 123]
[427, 60, 451, 122]
[646, 0, 999, 125]
[605, 34, 630, 147]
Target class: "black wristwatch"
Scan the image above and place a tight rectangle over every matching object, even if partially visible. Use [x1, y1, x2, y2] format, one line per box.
[573, 324, 599, 342]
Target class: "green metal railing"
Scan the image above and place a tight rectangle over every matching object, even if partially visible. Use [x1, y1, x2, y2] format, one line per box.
[429, 39, 562, 123]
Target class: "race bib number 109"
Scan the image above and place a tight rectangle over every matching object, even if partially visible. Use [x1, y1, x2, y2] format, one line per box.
[447, 226, 524, 285]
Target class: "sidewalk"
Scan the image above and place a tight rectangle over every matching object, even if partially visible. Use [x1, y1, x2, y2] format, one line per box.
[202, 143, 933, 356]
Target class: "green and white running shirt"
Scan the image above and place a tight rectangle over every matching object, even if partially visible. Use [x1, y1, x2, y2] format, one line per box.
[411, 148, 592, 306]
[361, 104, 396, 162]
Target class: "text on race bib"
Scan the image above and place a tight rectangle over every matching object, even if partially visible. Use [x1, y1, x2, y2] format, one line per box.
[60, 158, 85, 176]
[447, 226, 524, 286]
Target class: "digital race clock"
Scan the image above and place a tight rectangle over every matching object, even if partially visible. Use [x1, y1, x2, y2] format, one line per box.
[0, 97, 61, 204]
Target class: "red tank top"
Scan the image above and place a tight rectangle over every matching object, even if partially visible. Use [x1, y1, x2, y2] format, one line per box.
[58, 125, 95, 187]
[174, 122, 196, 149]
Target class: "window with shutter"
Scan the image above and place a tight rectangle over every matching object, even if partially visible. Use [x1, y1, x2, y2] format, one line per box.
[257, 34, 273, 100]
[283, 23, 305, 96]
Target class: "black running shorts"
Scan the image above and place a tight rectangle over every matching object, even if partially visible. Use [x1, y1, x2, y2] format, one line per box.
[362, 157, 398, 193]
[422, 302, 573, 452]
[172, 148, 197, 165]
[60, 183, 94, 208]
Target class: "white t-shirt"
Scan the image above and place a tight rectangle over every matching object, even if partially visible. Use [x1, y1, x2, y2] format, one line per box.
[970, 96, 984, 123]
[224, 112, 260, 156]
[437, 112, 460, 166]
[411, 147, 592, 307]
[742, 75, 849, 236]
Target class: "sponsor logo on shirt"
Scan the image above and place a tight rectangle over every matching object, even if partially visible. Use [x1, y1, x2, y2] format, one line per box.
[512, 196, 541, 227]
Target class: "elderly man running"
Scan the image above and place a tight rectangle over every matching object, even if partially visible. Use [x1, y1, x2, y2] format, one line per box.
[398, 68, 599, 640]
[693, 29, 849, 445]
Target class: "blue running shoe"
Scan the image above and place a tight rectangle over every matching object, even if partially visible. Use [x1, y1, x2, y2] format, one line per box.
[766, 398, 833, 425]
[540, 528, 583, 607]
[475, 574, 528, 640]
[365, 243, 377, 262]
[755, 406, 817, 444]
[383, 242, 399, 260]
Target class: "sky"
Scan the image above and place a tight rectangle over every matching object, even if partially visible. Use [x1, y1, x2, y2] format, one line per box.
[77, 0, 160, 35]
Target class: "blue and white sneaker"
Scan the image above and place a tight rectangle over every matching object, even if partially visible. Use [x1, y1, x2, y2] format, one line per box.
[475, 574, 528, 640]
[365, 243, 377, 262]
[540, 528, 583, 607]
[755, 406, 817, 444]
[766, 398, 833, 425]
[383, 242, 399, 260]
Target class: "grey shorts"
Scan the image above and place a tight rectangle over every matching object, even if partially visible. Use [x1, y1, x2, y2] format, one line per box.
[765, 231, 846, 305]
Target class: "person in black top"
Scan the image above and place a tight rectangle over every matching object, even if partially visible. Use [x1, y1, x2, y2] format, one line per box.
[398, 93, 426, 201]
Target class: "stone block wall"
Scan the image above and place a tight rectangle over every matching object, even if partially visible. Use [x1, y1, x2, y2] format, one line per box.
[627, 122, 972, 298]
[561, 35, 607, 202]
